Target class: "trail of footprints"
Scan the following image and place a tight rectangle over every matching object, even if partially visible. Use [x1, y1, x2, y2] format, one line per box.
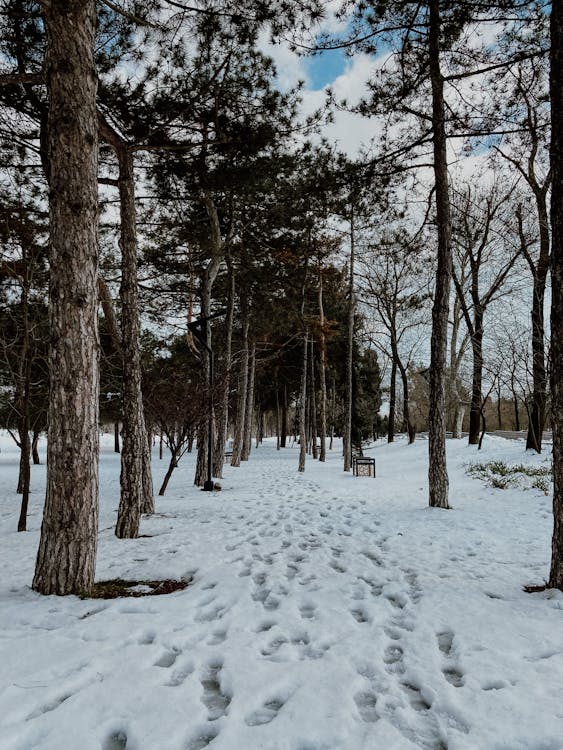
[176, 490, 467, 748]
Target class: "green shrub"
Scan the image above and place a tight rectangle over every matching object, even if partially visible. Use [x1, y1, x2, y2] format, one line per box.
[464, 460, 553, 493]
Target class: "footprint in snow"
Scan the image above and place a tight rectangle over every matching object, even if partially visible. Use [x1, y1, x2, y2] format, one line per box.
[261, 635, 289, 658]
[102, 730, 129, 750]
[207, 630, 227, 646]
[195, 604, 228, 623]
[443, 666, 465, 687]
[401, 682, 431, 711]
[246, 698, 286, 726]
[185, 726, 219, 750]
[437, 631, 453, 656]
[166, 661, 194, 687]
[437, 631, 465, 687]
[154, 649, 179, 668]
[286, 563, 299, 580]
[200, 662, 231, 720]
[255, 620, 276, 633]
[350, 607, 370, 624]
[299, 602, 316, 620]
[329, 560, 347, 574]
[384, 644, 404, 671]
[354, 691, 379, 723]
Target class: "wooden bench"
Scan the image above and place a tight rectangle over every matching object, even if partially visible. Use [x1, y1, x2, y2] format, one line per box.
[224, 450, 233, 463]
[353, 456, 376, 478]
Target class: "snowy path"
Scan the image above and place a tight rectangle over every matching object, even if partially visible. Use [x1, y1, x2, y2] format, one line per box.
[1, 435, 562, 750]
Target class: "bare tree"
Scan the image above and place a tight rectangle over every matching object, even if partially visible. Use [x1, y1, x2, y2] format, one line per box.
[451, 182, 523, 445]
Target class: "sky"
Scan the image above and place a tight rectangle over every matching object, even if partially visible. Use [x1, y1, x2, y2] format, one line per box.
[258, 32, 385, 157]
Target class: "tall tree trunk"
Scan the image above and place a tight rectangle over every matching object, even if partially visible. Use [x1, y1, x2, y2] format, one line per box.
[33, 0, 99, 595]
[194, 422, 209, 487]
[194, 193, 224, 485]
[116, 147, 152, 537]
[513, 393, 521, 431]
[449, 296, 468, 438]
[318, 274, 327, 462]
[242, 343, 256, 461]
[549, 0, 563, 589]
[388, 360, 397, 443]
[17, 424, 31, 531]
[329, 377, 335, 451]
[280, 385, 288, 448]
[427, 0, 451, 508]
[526, 188, 550, 453]
[114, 421, 120, 453]
[276, 386, 281, 450]
[397, 359, 415, 444]
[298, 330, 308, 472]
[231, 313, 249, 467]
[344, 206, 355, 472]
[497, 384, 502, 431]
[468, 318, 484, 445]
[213, 259, 235, 477]
[309, 338, 318, 459]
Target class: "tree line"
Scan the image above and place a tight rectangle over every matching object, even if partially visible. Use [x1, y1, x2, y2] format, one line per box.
[0, 0, 561, 594]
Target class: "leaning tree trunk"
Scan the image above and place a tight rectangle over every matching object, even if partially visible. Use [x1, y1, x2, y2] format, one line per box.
[159, 448, 180, 496]
[241, 343, 256, 461]
[33, 0, 100, 595]
[549, 0, 563, 589]
[298, 330, 308, 472]
[427, 0, 451, 509]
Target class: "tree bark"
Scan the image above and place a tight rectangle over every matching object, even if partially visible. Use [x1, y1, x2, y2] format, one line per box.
[31, 430, 41, 465]
[115, 148, 152, 537]
[427, 0, 451, 508]
[513, 393, 521, 431]
[298, 330, 308, 472]
[33, 0, 99, 595]
[309, 338, 318, 459]
[344, 206, 355, 472]
[213, 258, 235, 477]
[388, 360, 397, 443]
[241, 342, 256, 461]
[468, 317, 484, 445]
[397, 358, 415, 444]
[231, 313, 249, 467]
[549, 0, 563, 589]
[158, 450, 179, 496]
[280, 384, 288, 447]
[318, 274, 327, 462]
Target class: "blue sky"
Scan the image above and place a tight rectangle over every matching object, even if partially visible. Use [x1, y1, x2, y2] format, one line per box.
[302, 48, 348, 89]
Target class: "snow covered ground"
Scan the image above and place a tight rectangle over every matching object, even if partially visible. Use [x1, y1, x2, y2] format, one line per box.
[1, 431, 562, 750]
